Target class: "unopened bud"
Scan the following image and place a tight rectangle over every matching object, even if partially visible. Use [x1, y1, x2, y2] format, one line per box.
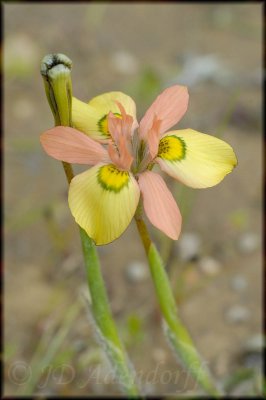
[41, 53, 73, 126]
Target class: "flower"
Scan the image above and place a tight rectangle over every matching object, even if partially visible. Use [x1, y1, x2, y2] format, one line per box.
[40, 85, 237, 245]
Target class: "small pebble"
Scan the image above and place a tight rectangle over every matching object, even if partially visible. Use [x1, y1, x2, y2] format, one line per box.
[198, 256, 222, 276]
[238, 334, 263, 371]
[237, 232, 259, 254]
[171, 53, 232, 87]
[225, 305, 250, 324]
[230, 275, 248, 292]
[243, 334, 264, 353]
[177, 233, 201, 261]
[125, 261, 148, 283]
[243, 352, 263, 370]
[111, 50, 139, 75]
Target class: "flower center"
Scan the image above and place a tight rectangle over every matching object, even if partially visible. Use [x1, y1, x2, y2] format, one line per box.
[131, 138, 150, 174]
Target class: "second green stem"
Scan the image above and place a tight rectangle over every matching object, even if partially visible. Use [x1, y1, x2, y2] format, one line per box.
[135, 214, 220, 396]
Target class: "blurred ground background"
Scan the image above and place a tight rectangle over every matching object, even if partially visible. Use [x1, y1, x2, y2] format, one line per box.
[3, 2, 263, 397]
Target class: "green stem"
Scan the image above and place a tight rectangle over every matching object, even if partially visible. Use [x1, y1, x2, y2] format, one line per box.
[62, 161, 74, 184]
[41, 54, 139, 396]
[134, 213, 220, 396]
[79, 228, 138, 395]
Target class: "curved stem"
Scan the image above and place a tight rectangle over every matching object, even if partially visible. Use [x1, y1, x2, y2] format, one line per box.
[134, 213, 220, 396]
[79, 228, 138, 395]
[41, 54, 139, 396]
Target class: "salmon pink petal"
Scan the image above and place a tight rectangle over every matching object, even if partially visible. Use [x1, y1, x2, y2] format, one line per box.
[107, 109, 134, 170]
[139, 85, 189, 139]
[147, 115, 162, 159]
[107, 111, 122, 143]
[40, 126, 109, 165]
[138, 171, 182, 240]
[107, 139, 133, 171]
[115, 101, 138, 137]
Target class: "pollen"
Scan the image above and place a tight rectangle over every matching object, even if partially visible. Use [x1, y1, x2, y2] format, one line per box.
[98, 113, 122, 137]
[97, 164, 129, 192]
[158, 136, 186, 161]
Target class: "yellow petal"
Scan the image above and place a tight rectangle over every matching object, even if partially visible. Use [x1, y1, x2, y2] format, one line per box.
[68, 164, 140, 245]
[157, 129, 237, 188]
[72, 92, 136, 141]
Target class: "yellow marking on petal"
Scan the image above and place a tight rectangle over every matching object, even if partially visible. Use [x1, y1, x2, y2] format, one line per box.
[72, 92, 136, 141]
[157, 129, 237, 189]
[68, 164, 140, 245]
[158, 135, 186, 161]
[97, 164, 129, 192]
[98, 113, 121, 137]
